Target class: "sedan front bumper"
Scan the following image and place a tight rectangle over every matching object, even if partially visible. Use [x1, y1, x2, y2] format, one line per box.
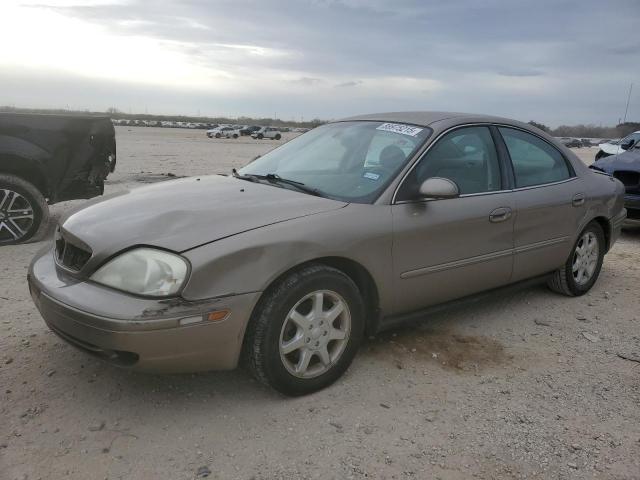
[28, 248, 261, 373]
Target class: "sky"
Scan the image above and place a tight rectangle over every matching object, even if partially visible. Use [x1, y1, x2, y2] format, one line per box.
[1, 0, 639, 126]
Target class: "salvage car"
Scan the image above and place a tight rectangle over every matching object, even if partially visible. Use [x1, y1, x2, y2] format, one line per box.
[28, 112, 625, 396]
[558, 137, 583, 148]
[240, 125, 261, 136]
[1, 113, 116, 245]
[591, 143, 640, 225]
[251, 126, 282, 140]
[595, 131, 640, 160]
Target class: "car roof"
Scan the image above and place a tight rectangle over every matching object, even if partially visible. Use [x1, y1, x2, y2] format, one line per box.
[337, 111, 519, 128]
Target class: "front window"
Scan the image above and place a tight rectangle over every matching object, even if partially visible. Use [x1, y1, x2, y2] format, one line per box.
[396, 126, 502, 200]
[239, 121, 432, 203]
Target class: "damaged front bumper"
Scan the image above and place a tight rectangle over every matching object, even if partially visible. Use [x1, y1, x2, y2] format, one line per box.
[28, 247, 260, 373]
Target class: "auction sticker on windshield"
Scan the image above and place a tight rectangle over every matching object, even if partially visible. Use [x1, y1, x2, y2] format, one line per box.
[376, 123, 423, 137]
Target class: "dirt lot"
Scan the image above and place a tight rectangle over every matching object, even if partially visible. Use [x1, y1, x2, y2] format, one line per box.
[1, 127, 639, 480]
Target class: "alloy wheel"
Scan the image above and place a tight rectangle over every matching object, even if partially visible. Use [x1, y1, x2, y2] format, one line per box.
[0, 189, 35, 243]
[572, 231, 599, 285]
[279, 290, 351, 379]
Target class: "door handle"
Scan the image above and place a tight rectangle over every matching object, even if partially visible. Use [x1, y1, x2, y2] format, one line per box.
[572, 193, 585, 207]
[489, 207, 512, 223]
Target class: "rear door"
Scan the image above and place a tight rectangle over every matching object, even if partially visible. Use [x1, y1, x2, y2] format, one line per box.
[496, 127, 586, 282]
[391, 125, 515, 315]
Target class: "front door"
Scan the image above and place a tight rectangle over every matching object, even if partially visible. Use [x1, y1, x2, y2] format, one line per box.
[391, 126, 515, 315]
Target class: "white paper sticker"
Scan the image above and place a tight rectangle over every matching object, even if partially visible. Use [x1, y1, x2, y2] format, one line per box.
[363, 171, 381, 181]
[376, 123, 423, 137]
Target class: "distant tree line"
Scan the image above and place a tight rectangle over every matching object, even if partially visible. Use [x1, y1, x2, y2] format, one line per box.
[0, 106, 326, 129]
[528, 120, 640, 139]
[1, 106, 636, 137]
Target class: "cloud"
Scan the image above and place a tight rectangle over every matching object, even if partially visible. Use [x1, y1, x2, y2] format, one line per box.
[1, 0, 639, 126]
[291, 77, 325, 86]
[335, 81, 362, 88]
[497, 69, 545, 78]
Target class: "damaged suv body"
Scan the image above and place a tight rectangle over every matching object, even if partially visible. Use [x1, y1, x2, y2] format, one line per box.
[0, 113, 116, 244]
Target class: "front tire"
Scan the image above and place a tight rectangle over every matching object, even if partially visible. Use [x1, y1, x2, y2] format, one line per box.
[244, 264, 365, 396]
[547, 221, 605, 296]
[257, 133, 264, 139]
[0, 174, 48, 245]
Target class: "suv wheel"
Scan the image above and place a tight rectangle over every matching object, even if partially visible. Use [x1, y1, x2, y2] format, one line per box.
[0, 174, 49, 245]
[244, 264, 365, 396]
[548, 221, 605, 296]
[274, 134, 282, 140]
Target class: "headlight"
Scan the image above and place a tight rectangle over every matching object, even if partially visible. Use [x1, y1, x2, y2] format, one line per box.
[91, 248, 189, 297]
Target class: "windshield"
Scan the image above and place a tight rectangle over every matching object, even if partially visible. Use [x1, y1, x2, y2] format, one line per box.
[239, 121, 432, 203]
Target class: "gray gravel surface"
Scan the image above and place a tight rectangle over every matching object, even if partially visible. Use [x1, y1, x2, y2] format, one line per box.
[1, 127, 639, 479]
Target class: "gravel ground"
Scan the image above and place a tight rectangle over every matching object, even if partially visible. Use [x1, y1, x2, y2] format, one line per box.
[1, 127, 639, 480]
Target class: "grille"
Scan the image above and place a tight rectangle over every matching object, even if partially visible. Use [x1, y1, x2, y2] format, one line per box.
[55, 233, 92, 271]
[613, 170, 640, 188]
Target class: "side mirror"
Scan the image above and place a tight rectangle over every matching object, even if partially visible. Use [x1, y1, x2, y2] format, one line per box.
[418, 177, 460, 199]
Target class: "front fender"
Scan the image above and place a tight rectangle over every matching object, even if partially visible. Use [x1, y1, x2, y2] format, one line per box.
[181, 204, 394, 314]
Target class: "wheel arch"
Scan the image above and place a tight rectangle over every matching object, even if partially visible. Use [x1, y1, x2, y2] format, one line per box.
[591, 216, 611, 252]
[247, 256, 381, 338]
[0, 155, 49, 198]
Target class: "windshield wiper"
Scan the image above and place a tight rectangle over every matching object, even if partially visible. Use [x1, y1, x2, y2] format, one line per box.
[231, 169, 325, 197]
[263, 173, 325, 197]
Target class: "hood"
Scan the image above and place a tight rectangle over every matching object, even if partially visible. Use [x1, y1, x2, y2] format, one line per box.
[592, 148, 640, 174]
[61, 175, 347, 256]
[599, 142, 623, 155]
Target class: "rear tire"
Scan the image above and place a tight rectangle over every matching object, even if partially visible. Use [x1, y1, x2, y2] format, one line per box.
[547, 221, 605, 296]
[244, 264, 365, 396]
[0, 174, 49, 245]
[274, 134, 282, 140]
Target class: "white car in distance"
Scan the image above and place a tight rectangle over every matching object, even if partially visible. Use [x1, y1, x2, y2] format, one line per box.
[596, 131, 640, 159]
[251, 127, 282, 140]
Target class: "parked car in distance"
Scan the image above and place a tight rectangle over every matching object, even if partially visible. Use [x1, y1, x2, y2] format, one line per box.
[595, 131, 640, 160]
[223, 127, 241, 139]
[591, 142, 640, 226]
[559, 137, 583, 148]
[252, 127, 282, 140]
[205, 126, 219, 138]
[207, 126, 235, 138]
[29, 111, 625, 396]
[240, 125, 261, 136]
[1, 113, 116, 245]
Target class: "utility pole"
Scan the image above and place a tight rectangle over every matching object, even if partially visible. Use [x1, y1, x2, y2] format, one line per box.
[623, 83, 633, 124]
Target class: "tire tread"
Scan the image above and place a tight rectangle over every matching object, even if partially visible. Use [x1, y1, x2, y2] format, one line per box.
[243, 263, 361, 394]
